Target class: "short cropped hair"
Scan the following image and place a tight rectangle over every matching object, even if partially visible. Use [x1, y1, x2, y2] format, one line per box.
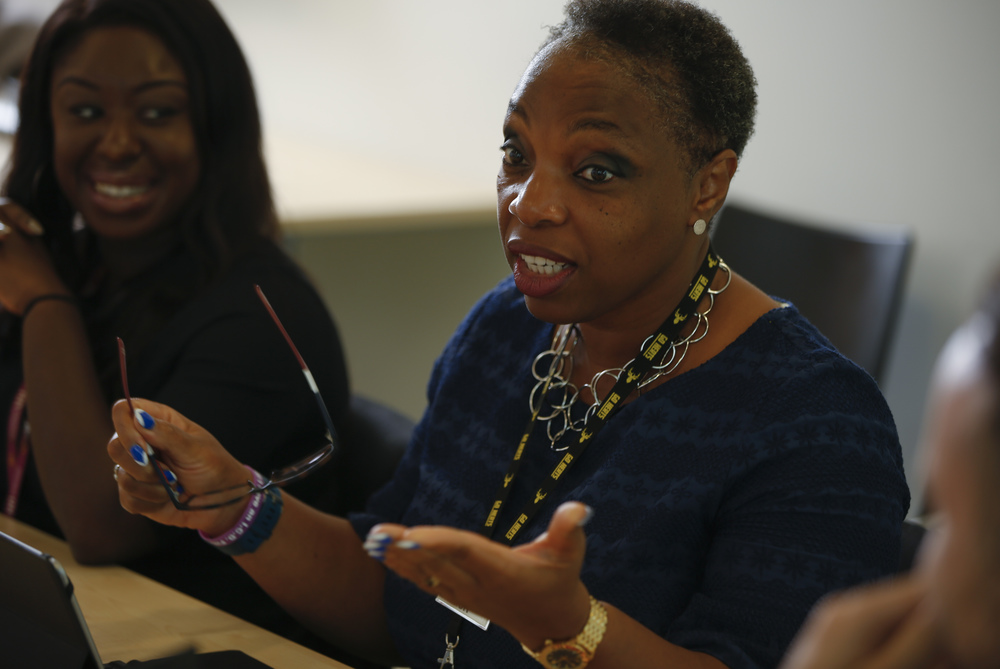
[544, 0, 757, 174]
[2, 0, 277, 288]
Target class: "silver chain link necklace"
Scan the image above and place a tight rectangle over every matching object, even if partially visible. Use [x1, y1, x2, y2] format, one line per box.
[528, 260, 732, 451]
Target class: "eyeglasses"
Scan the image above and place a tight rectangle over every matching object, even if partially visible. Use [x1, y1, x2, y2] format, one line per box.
[117, 284, 338, 510]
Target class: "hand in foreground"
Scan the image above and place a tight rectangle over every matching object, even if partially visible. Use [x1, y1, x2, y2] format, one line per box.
[107, 398, 252, 536]
[366, 501, 594, 650]
[779, 573, 950, 669]
[0, 198, 67, 313]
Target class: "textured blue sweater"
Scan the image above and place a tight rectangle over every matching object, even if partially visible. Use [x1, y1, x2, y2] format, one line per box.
[351, 277, 909, 669]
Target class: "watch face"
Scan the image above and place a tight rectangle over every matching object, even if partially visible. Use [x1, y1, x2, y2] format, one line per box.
[544, 647, 585, 669]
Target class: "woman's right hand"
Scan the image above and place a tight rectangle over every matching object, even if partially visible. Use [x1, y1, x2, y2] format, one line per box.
[0, 198, 69, 314]
[107, 398, 250, 536]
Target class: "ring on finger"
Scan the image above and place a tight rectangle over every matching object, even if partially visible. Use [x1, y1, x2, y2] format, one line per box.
[113, 463, 122, 481]
[426, 574, 441, 589]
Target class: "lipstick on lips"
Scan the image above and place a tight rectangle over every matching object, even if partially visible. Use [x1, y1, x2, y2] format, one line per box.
[512, 251, 576, 298]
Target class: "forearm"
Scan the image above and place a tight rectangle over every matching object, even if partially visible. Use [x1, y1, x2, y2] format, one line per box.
[22, 299, 159, 562]
[232, 495, 400, 664]
[585, 603, 727, 669]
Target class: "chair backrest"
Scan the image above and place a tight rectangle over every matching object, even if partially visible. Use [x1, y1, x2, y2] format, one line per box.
[711, 203, 914, 385]
[309, 394, 414, 517]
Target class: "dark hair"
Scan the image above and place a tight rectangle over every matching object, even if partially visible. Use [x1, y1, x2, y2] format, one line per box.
[543, 0, 757, 173]
[2, 0, 277, 288]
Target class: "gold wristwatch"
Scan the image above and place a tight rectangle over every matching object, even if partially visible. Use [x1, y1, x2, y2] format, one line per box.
[521, 596, 608, 669]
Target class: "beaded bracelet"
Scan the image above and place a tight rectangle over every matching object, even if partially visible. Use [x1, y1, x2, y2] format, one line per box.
[21, 293, 78, 321]
[198, 467, 284, 556]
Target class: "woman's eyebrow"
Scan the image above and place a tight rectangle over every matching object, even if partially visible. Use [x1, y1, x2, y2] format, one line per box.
[133, 80, 188, 94]
[567, 118, 634, 142]
[52, 76, 188, 93]
[569, 118, 621, 133]
[52, 75, 99, 91]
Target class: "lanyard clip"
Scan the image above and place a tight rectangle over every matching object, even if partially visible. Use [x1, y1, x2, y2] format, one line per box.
[437, 634, 459, 668]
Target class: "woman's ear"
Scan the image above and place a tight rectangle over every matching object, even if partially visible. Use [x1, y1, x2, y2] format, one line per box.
[690, 149, 738, 224]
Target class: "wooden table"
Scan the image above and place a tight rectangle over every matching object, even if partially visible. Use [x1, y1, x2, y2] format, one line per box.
[0, 516, 351, 668]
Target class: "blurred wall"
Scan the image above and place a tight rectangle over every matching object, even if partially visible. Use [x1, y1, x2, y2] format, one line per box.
[5, 0, 999, 511]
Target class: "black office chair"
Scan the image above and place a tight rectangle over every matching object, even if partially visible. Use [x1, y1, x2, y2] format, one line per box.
[711, 202, 914, 385]
[308, 394, 414, 517]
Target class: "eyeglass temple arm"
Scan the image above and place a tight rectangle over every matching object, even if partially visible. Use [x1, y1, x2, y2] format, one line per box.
[254, 285, 338, 444]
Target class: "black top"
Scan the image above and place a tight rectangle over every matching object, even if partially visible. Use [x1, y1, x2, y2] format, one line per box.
[0, 238, 351, 640]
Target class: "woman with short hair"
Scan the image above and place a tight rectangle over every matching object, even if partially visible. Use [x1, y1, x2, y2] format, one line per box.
[108, 2, 909, 667]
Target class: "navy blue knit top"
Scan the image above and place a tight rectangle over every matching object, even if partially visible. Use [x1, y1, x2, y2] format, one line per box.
[351, 277, 909, 669]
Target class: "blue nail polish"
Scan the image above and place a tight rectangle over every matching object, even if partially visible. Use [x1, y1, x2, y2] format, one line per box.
[135, 409, 155, 429]
[129, 444, 149, 467]
[366, 547, 386, 562]
[161, 467, 184, 493]
[396, 540, 421, 550]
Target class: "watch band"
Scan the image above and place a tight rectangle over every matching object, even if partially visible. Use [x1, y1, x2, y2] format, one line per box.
[521, 596, 608, 668]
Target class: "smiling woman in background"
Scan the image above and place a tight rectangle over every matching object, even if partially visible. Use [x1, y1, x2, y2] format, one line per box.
[0, 0, 350, 643]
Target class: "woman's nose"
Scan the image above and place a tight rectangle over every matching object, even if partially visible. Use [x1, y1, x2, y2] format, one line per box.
[507, 169, 568, 227]
[96, 116, 141, 162]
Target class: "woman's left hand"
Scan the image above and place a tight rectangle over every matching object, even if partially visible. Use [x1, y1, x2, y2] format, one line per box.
[0, 198, 69, 314]
[368, 501, 594, 650]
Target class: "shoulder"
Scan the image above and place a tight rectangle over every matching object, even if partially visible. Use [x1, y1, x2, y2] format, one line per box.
[135, 240, 344, 393]
[746, 306, 890, 419]
[670, 304, 904, 478]
[159, 240, 335, 341]
[717, 304, 887, 407]
[462, 275, 531, 328]
[425, 275, 543, 397]
[707, 305, 907, 497]
[202, 241, 326, 314]
[440, 276, 535, 358]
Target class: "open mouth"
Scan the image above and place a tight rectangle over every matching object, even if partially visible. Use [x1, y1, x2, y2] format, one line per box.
[94, 182, 151, 198]
[86, 177, 158, 219]
[520, 253, 571, 276]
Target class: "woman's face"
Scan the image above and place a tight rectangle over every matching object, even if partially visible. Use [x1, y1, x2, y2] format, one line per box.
[920, 321, 1000, 667]
[497, 43, 702, 328]
[49, 25, 200, 240]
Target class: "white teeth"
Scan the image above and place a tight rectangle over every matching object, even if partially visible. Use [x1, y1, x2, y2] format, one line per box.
[95, 183, 149, 198]
[520, 253, 569, 275]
